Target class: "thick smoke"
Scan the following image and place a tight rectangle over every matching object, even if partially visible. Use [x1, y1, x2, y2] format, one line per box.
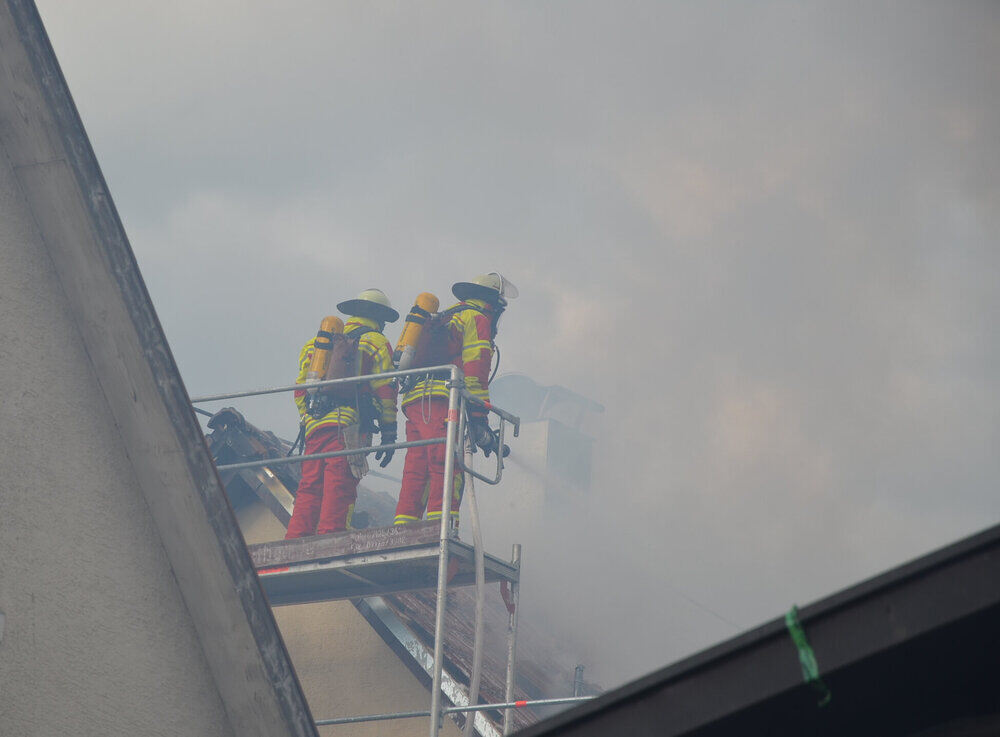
[38, 1, 1000, 687]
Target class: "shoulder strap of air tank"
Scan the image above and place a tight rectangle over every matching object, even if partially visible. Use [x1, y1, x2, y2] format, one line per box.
[429, 304, 465, 325]
[451, 303, 489, 319]
[345, 326, 376, 340]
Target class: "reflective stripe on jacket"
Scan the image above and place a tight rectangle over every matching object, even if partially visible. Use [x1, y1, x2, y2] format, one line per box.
[293, 316, 398, 437]
[400, 298, 494, 415]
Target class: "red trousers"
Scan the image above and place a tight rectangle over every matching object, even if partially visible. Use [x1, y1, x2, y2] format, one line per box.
[394, 399, 462, 525]
[285, 426, 357, 538]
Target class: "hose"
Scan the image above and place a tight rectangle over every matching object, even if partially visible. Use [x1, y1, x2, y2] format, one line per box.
[286, 424, 306, 457]
[489, 344, 501, 384]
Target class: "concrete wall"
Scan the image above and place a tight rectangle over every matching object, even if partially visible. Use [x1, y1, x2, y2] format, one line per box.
[0, 98, 235, 737]
[238, 507, 462, 737]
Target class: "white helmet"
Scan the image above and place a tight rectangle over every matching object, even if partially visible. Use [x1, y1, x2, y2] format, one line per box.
[452, 272, 519, 306]
[337, 288, 400, 323]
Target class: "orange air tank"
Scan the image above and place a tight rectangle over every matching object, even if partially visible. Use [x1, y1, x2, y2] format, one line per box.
[306, 316, 345, 390]
[393, 292, 440, 370]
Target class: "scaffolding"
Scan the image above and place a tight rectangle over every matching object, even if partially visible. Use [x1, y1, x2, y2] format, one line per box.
[192, 364, 570, 736]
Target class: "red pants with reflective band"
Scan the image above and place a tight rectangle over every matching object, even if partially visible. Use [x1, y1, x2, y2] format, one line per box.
[395, 399, 462, 524]
[285, 426, 357, 538]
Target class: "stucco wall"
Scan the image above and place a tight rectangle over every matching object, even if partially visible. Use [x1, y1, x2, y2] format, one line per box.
[238, 507, 462, 737]
[0, 4, 315, 734]
[0, 129, 235, 735]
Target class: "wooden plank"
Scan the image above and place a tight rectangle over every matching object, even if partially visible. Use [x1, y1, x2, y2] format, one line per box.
[260, 565, 513, 606]
[248, 521, 443, 568]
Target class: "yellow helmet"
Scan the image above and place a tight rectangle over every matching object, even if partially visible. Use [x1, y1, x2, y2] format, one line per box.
[337, 288, 400, 323]
[452, 272, 519, 306]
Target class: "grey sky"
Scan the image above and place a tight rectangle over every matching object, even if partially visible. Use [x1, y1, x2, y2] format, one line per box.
[37, 2, 1000, 686]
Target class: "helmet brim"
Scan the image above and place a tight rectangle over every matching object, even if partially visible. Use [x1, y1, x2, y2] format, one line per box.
[452, 282, 502, 304]
[336, 299, 400, 323]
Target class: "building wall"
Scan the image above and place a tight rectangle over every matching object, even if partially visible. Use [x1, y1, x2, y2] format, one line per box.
[0, 5, 315, 734]
[0, 125, 235, 735]
[237, 506, 462, 737]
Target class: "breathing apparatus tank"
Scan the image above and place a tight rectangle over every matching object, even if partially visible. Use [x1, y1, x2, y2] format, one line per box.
[305, 316, 344, 414]
[393, 292, 440, 370]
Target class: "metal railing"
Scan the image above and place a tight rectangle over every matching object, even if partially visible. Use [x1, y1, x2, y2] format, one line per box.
[190, 364, 457, 403]
[191, 364, 522, 737]
[458, 393, 520, 486]
[315, 695, 594, 727]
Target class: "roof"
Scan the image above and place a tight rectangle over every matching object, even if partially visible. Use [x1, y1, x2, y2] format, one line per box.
[516, 521, 1000, 737]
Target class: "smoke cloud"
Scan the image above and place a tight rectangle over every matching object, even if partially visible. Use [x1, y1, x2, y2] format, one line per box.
[38, 1, 1000, 686]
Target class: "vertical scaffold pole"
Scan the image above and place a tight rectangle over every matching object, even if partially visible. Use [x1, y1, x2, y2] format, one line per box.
[503, 543, 522, 736]
[429, 365, 463, 737]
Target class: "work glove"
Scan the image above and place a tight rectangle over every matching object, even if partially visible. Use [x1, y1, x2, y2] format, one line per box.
[374, 422, 397, 468]
[470, 418, 510, 459]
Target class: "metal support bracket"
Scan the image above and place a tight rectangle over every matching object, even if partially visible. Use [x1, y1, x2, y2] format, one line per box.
[457, 390, 521, 486]
[458, 418, 508, 485]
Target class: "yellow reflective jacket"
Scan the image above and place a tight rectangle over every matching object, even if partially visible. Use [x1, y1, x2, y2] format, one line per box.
[294, 316, 398, 438]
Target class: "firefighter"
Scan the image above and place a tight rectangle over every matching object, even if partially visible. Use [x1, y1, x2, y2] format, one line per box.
[285, 289, 399, 538]
[394, 272, 517, 526]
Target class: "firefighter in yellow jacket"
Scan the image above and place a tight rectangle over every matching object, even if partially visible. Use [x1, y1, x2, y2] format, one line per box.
[394, 273, 517, 525]
[286, 289, 399, 538]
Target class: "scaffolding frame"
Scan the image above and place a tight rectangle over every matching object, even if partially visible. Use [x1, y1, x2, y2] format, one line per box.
[247, 523, 519, 605]
[192, 364, 525, 736]
[314, 696, 594, 727]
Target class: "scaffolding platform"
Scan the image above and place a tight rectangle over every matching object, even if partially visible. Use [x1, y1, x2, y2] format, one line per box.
[250, 521, 519, 606]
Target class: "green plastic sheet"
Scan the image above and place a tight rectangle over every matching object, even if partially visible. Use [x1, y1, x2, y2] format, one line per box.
[784, 605, 832, 707]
